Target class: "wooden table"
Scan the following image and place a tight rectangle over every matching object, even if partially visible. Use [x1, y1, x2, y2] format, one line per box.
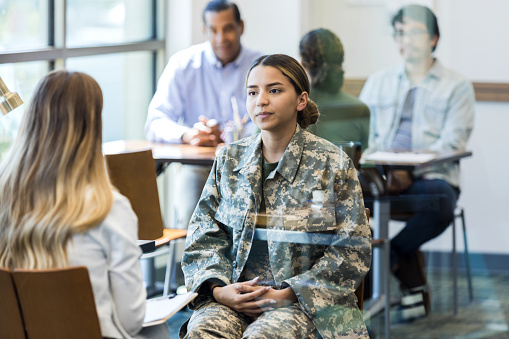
[102, 140, 217, 167]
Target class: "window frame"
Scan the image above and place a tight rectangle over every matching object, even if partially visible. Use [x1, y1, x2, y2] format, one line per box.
[0, 0, 165, 99]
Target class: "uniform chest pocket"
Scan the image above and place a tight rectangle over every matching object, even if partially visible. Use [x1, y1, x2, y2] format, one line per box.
[214, 201, 247, 234]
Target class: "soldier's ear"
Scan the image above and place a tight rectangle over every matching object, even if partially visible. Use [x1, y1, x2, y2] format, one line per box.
[296, 92, 308, 111]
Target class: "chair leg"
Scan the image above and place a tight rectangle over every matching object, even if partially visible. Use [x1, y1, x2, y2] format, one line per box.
[460, 209, 474, 302]
[452, 216, 458, 316]
[163, 241, 176, 297]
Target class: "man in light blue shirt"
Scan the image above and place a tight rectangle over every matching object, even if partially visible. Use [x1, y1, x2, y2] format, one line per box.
[146, 1, 262, 145]
[360, 4, 475, 318]
[144, 1, 262, 292]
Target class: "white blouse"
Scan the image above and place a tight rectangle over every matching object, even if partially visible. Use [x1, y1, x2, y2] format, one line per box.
[68, 191, 146, 338]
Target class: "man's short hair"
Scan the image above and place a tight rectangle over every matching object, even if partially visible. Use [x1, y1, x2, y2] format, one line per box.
[392, 4, 440, 51]
[202, 0, 242, 24]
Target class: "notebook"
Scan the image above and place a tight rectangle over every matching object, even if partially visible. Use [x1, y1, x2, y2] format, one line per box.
[364, 151, 436, 164]
[143, 292, 198, 327]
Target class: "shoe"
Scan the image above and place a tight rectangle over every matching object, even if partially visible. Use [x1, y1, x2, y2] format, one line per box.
[393, 250, 431, 316]
[399, 284, 431, 319]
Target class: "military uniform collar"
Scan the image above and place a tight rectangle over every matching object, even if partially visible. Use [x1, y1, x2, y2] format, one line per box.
[234, 125, 305, 185]
[234, 133, 263, 173]
[275, 125, 304, 184]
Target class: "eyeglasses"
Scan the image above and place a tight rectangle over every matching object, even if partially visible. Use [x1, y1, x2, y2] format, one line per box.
[393, 28, 429, 40]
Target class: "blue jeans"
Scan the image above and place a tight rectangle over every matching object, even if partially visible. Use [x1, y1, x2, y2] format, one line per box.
[390, 179, 459, 267]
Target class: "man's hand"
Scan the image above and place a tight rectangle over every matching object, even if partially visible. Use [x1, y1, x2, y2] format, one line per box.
[211, 277, 275, 317]
[182, 115, 222, 146]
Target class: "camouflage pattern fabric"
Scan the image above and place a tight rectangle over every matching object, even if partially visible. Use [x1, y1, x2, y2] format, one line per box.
[182, 125, 372, 338]
[181, 298, 317, 339]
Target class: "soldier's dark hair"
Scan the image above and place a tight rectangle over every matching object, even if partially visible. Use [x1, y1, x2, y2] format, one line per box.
[300, 28, 345, 94]
[392, 4, 440, 52]
[202, 0, 241, 24]
[247, 54, 319, 129]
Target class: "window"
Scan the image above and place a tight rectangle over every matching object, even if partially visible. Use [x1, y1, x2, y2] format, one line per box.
[0, 0, 49, 51]
[0, 0, 165, 159]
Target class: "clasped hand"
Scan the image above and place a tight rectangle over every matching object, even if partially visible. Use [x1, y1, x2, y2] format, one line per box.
[182, 115, 222, 146]
[212, 277, 297, 317]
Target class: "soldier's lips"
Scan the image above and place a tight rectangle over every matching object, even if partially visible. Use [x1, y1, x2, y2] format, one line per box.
[256, 112, 273, 118]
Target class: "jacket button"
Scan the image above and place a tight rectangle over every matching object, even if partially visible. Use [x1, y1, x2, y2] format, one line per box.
[232, 261, 237, 268]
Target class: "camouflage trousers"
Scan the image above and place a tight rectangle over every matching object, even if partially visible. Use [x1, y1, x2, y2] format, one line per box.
[180, 298, 317, 339]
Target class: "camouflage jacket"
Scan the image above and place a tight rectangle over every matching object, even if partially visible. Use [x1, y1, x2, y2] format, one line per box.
[182, 126, 372, 338]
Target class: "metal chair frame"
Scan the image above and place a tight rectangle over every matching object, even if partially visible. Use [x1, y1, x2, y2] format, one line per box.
[451, 207, 474, 316]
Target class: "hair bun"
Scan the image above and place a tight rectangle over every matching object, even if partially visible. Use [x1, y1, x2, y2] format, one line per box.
[298, 99, 319, 129]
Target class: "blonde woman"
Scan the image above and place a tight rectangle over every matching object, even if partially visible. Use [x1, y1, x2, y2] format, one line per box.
[0, 70, 167, 339]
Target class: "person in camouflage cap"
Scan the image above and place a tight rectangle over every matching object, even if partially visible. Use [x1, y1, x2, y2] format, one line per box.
[181, 54, 371, 338]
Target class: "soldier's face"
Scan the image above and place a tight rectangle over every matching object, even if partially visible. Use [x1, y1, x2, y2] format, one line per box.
[246, 65, 308, 135]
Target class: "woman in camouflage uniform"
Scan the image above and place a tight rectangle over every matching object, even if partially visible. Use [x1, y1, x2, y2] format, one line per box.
[181, 54, 371, 338]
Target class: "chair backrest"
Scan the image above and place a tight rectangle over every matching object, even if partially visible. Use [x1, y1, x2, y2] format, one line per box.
[105, 149, 164, 240]
[12, 266, 102, 339]
[0, 267, 26, 339]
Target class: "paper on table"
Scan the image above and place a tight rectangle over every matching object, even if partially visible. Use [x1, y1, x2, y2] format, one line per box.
[363, 151, 436, 163]
[143, 292, 198, 327]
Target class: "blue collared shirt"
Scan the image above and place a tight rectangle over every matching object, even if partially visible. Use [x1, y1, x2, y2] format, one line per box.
[359, 60, 475, 187]
[145, 41, 263, 144]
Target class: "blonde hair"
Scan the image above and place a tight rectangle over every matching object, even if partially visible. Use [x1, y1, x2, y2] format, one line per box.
[247, 54, 319, 129]
[0, 70, 113, 269]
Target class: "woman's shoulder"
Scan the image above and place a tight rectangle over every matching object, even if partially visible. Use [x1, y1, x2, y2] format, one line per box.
[69, 191, 138, 252]
[338, 90, 370, 108]
[97, 191, 138, 235]
[112, 190, 132, 208]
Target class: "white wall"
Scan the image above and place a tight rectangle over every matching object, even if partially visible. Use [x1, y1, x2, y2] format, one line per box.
[167, 0, 509, 254]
